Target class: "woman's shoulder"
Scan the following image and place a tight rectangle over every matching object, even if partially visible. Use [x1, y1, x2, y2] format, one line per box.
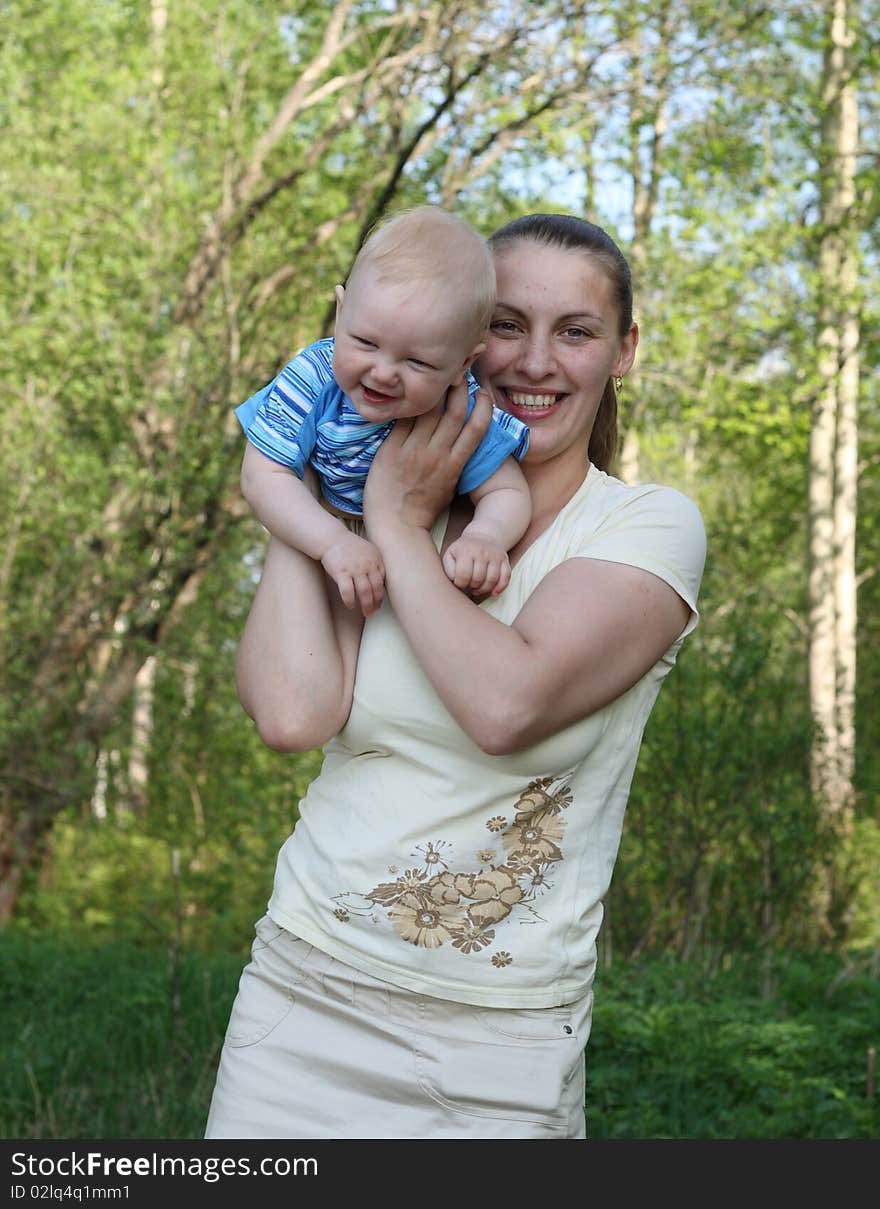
[573, 467, 704, 536]
[557, 467, 706, 601]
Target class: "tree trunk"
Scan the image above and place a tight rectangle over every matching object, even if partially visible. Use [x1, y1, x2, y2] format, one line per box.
[808, 0, 859, 932]
[618, 14, 670, 483]
[126, 655, 157, 815]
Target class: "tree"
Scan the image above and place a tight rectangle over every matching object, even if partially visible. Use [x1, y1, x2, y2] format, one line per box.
[0, 0, 630, 916]
[4, 2, 879, 956]
[808, 0, 862, 933]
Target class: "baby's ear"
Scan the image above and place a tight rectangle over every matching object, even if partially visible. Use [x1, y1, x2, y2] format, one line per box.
[450, 341, 486, 386]
[334, 284, 345, 321]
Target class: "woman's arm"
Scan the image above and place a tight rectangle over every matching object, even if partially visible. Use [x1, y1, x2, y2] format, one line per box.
[236, 392, 493, 754]
[235, 536, 364, 752]
[364, 393, 690, 756]
[371, 524, 687, 755]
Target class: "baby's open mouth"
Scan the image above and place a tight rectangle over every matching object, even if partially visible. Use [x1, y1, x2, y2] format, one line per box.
[361, 385, 398, 403]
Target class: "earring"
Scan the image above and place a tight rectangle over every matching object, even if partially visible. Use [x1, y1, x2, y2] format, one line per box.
[614, 375, 623, 393]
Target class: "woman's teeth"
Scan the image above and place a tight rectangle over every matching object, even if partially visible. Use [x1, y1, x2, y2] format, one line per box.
[508, 392, 558, 409]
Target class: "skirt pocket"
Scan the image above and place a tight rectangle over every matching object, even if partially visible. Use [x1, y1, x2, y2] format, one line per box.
[224, 915, 314, 1048]
[411, 994, 592, 1130]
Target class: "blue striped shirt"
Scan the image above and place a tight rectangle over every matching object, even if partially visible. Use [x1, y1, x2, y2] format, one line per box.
[236, 339, 529, 516]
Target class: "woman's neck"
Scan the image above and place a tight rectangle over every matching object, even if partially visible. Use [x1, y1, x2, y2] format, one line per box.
[523, 455, 590, 523]
[509, 456, 591, 565]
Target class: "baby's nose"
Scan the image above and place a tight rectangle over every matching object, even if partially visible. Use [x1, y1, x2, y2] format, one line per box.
[371, 356, 400, 384]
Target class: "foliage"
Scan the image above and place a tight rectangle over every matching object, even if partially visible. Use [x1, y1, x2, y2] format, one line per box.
[14, 526, 324, 955]
[587, 950, 879, 1139]
[1, 931, 875, 1139]
[1, 0, 639, 906]
[610, 605, 820, 959]
[1, 0, 878, 957]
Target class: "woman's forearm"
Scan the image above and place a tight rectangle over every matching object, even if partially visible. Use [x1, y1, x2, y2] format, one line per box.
[358, 392, 543, 751]
[235, 538, 363, 752]
[375, 522, 537, 753]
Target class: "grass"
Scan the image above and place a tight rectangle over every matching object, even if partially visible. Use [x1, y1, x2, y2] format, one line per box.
[1, 930, 876, 1139]
[0, 931, 239, 1139]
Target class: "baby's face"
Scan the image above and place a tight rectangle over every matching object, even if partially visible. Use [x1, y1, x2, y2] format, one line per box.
[332, 275, 483, 423]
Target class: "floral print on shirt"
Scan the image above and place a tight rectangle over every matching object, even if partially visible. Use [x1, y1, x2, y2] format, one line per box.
[330, 775, 573, 966]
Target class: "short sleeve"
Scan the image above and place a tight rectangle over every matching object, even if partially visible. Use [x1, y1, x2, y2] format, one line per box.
[234, 340, 335, 477]
[456, 376, 530, 495]
[571, 485, 706, 636]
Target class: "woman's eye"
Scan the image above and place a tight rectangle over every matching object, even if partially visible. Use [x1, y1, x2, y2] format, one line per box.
[490, 319, 519, 334]
[562, 326, 590, 339]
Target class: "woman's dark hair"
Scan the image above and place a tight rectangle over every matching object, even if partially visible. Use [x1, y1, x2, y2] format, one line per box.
[488, 214, 633, 472]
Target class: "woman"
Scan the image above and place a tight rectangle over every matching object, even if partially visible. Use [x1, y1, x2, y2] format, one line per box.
[206, 214, 706, 1139]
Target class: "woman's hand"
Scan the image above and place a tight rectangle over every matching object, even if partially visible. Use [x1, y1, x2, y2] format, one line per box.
[363, 382, 493, 541]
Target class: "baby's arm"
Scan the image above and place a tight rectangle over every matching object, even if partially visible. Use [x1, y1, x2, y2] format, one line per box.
[442, 457, 531, 597]
[241, 442, 385, 617]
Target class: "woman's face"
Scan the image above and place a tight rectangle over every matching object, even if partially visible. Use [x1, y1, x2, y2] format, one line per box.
[478, 240, 637, 472]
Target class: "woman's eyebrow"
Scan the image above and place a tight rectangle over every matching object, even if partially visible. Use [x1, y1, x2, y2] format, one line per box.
[495, 301, 606, 324]
[558, 311, 604, 324]
[493, 300, 526, 316]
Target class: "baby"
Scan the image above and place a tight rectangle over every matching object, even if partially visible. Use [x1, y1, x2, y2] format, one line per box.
[236, 205, 531, 616]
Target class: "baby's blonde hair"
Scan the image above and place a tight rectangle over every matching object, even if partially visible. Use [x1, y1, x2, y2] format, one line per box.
[348, 205, 496, 340]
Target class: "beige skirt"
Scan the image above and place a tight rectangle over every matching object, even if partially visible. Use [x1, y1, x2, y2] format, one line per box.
[205, 915, 592, 1140]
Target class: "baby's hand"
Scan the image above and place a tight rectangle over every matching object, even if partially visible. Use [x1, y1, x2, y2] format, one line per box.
[321, 532, 385, 617]
[442, 532, 511, 598]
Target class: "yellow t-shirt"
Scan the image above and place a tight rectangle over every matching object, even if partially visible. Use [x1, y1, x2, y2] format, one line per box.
[267, 466, 706, 1007]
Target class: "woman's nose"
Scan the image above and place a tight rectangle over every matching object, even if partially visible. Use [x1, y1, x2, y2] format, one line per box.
[515, 334, 556, 378]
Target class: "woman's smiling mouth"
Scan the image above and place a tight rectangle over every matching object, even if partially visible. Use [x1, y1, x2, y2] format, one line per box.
[500, 388, 564, 411]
